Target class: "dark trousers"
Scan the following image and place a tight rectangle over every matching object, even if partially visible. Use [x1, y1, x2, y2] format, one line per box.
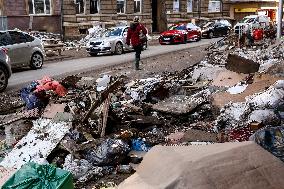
[134, 45, 142, 61]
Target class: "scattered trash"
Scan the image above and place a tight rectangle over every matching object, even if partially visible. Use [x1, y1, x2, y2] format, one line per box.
[227, 83, 248, 94]
[2, 31, 284, 188]
[83, 139, 130, 166]
[131, 138, 151, 152]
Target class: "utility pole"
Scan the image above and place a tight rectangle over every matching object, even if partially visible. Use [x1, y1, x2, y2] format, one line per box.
[277, 0, 283, 38]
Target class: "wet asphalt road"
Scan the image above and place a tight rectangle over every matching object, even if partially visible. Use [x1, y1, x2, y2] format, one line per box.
[6, 38, 220, 91]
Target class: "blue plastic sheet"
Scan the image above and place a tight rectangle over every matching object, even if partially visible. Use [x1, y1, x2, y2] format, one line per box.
[131, 138, 151, 152]
[20, 81, 43, 110]
[251, 126, 284, 162]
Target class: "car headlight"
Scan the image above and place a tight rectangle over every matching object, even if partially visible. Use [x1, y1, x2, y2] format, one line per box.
[102, 41, 111, 46]
[174, 34, 180, 36]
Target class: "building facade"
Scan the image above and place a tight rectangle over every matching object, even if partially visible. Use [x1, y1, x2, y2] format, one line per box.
[1, 0, 62, 33]
[63, 0, 152, 39]
[161, 0, 231, 31]
[63, 0, 232, 38]
[226, 0, 277, 23]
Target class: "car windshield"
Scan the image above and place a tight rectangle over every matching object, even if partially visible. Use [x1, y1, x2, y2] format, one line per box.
[239, 17, 255, 23]
[200, 22, 214, 28]
[173, 25, 186, 30]
[103, 28, 123, 37]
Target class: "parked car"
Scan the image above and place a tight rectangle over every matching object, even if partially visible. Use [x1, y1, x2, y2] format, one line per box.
[200, 20, 231, 38]
[159, 23, 201, 45]
[234, 15, 270, 34]
[0, 48, 12, 92]
[86, 26, 147, 56]
[0, 30, 45, 69]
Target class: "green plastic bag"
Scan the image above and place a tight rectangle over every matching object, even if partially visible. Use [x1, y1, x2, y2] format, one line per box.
[2, 162, 74, 189]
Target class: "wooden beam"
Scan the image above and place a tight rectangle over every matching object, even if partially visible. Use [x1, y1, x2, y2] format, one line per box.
[83, 77, 123, 123]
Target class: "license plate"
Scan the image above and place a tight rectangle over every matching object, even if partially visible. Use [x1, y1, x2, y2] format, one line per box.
[164, 38, 170, 41]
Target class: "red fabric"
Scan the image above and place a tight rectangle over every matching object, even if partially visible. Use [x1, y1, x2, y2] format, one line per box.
[34, 77, 67, 97]
[126, 23, 147, 47]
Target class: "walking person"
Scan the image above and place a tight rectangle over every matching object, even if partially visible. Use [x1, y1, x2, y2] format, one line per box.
[126, 16, 147, 70]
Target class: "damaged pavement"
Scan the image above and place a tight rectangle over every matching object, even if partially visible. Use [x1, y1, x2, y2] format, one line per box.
[1, 35, 284, 188]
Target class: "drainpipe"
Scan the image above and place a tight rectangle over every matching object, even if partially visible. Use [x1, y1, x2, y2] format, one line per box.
[198, 0, 201, 18]
[277, 0, 283, 39]
[61, 0, 65, 41]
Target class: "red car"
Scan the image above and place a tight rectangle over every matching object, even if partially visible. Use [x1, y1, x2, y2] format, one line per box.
[159, 23, 201, 45]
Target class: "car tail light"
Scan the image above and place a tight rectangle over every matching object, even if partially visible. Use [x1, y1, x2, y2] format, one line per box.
[1, 48, 8, 54]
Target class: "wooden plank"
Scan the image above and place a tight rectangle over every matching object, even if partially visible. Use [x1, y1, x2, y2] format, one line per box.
[83, 77, 123, 123]
[100, 93, 111, 137]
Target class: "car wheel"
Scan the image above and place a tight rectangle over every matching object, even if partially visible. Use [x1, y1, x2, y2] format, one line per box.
[0, 65, 8, 92]
[115, 42, 123, 55]
[90, 53, 98, 57]
[208, 31, 213, 39]
[30, 52, 43, 69]
[183, 35, 187, 44]
[196, 35, 201, 41]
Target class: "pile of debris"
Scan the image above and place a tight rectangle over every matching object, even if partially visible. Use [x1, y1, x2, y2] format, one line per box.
[1, 34, 284, 188]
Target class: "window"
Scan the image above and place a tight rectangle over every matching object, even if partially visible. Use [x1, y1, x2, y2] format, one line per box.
[25, 34, 35, 42]
[208, 0, 221, 13]
[76, 0, 85, 14]
[173, 0, 179, 12]
[28, 0, 51, 15]
[0, 32, 12, 46]
[90, 0, 100, 14]
[193, 0, 199, 12]
[134, 0, 142, 13]
[117, 0, 125, 14]
[187, 0, 193, 12]
[9, 31, 28, 44]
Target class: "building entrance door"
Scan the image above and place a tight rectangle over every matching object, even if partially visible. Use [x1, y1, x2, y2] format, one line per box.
[152, 0, 167, 32]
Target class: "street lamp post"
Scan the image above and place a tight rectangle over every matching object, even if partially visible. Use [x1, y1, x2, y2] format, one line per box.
[277, 0, 283, 38]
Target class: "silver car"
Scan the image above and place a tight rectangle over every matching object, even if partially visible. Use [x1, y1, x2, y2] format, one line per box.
[86, 26, 147, 56]
[0, 48, 12, 92]
[0, 30, 45, 69]
[86, 26, 131, 56]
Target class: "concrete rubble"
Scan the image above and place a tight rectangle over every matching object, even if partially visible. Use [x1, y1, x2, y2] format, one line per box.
[1, 33, 284, 188]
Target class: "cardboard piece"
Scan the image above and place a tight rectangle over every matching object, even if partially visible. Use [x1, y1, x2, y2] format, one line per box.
[119, 142, 284, 189]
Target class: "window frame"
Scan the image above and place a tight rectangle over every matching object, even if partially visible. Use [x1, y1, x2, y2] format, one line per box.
[117, 0, 126, 14]
[173, 0, 180, 12]
[29, 0, 52, 15]
[134, 0, 142, 13]
[90, 0, 100, 14]
[208, 0, 221, 13]
[187, 0, 193, 12]
[8, 31, 28, 44]
[75, 0, 85, 15]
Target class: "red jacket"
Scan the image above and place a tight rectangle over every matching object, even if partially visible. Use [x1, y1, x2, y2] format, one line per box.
[126, 23, 147, 47]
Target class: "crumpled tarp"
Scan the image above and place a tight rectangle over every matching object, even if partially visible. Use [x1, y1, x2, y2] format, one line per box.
[250, 126, 284, 162]
[2, 162, 74, 189]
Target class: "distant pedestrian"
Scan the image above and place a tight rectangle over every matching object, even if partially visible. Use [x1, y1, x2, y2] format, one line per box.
[126, 16, 147, 70]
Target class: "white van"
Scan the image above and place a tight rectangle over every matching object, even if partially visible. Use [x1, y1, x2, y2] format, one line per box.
[234, 15, 270, 34]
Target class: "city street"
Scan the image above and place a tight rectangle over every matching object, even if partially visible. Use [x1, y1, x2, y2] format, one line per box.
[7, 38, 219, 91]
